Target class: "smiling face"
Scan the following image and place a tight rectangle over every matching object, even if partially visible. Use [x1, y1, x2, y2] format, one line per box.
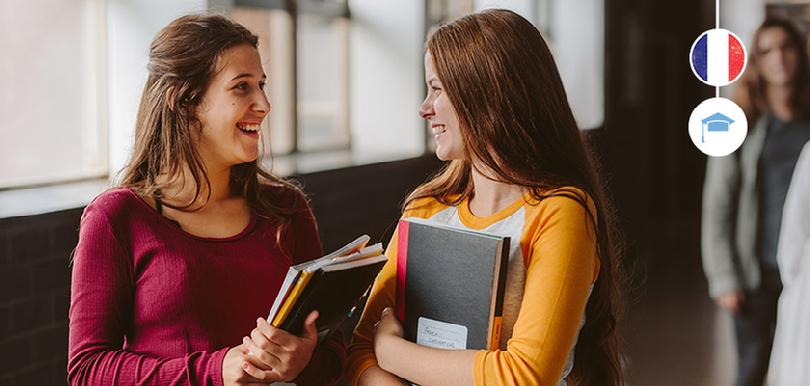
[195, 43, 271, 170]
[419, 52, 465, 161]
[756, 27, 800, 86]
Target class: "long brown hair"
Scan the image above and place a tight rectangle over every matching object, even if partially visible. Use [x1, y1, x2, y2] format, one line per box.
[118, 13, 303, 223]
[407, 9, 625, 386]
[734, 18, 810, 123]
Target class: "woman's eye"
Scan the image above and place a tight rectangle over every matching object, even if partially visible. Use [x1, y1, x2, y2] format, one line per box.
[259, 82, 267, 90]
[235, 82, 249, 91]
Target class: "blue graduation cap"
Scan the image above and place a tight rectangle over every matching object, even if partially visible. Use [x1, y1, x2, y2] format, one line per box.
[701, 112, 734, 143]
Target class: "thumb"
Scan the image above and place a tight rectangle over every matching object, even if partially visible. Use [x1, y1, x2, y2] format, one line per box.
[302, 310, 319, 340]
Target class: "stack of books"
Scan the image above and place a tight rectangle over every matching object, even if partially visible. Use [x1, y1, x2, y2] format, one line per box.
[268, 235, 387, 337]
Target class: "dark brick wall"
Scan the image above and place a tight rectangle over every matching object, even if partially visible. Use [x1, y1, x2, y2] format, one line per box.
[0, 156, 441, 385]
[302, 156, 442, 251]
[0, 208, 81, 386]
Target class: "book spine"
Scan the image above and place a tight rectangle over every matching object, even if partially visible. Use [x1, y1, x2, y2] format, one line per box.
[273, 270, 315, 327]
[488, 237, 511, 350]
[395, 219, 410, 322]
[268, 269, 301, 321]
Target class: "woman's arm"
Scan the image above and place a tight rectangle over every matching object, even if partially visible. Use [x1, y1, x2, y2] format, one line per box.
[68, 204, 241, 386]
[373, 308, 476, 386]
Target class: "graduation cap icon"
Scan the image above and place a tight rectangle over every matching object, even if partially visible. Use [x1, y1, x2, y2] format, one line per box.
[701, 112, 734, 143]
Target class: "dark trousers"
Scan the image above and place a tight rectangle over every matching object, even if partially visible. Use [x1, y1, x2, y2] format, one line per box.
[733, 267, 782, 386]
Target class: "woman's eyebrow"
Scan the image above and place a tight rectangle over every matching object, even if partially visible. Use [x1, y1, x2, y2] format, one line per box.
[230, 73, 268, 81]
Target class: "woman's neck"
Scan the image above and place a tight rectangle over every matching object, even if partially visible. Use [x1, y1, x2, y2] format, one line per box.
[161, 161, 233, 208]
[767, 84, 794, 121]
[469, 165, 524, 217]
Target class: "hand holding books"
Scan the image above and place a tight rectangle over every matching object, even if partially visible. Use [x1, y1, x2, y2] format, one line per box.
[238, 313, 319, 383]
[373, 307, 401, 334]
[267, 235, 388, 338]
[372, 307, 404, 368]
[237, 235, 388, 383]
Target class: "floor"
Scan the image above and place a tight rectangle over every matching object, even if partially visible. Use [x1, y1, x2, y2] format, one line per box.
[625, 218, 736, 386]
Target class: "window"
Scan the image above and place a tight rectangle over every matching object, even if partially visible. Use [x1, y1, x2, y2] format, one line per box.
[2, 0, 422, 191]
[425, 0, 605, 131]
[231, 0, 350, 156]
[0, 0, 107, 189]
[297, 13, 350, 151]
[427, 0, 474, 27]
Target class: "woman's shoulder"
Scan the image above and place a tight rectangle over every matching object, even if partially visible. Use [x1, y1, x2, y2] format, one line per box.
[79, 188, 154, 235]
[402, 195, 455, 219]
[85, 188, 144, 217]
[523, 186, 599, 257]
[524, 186, 596, 220]
[528, 186, 590, 204]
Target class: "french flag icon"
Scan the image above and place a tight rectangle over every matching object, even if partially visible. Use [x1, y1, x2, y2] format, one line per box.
[690, 29, 747, 87]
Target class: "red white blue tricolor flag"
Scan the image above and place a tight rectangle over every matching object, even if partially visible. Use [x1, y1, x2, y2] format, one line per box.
[690, 29, 747, 87]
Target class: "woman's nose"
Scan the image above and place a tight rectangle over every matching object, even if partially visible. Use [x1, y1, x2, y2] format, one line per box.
[419, 97, 433, 120]
[254, 92, 271, 115]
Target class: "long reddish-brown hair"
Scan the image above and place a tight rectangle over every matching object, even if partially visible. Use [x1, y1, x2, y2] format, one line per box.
[407, 9, 625, 385]
[733, 18, 810, 123]
[118, 13, 303, 223]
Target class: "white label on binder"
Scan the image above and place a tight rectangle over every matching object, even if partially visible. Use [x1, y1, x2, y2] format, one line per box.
[416, 317, 468, 350]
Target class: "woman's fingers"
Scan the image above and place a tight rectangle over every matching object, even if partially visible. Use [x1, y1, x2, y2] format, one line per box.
[250, 325, 285, 353]
[301, 310, 319, 342]
[240, 360, 278, 382]
[242, 336, 282, 371]
[243, 316, 319, 382]
[256, 317, 295, 348]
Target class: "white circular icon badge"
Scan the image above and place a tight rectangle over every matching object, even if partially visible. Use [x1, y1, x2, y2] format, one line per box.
[689, 28, 747, 87]
[688, 97, 748, 157]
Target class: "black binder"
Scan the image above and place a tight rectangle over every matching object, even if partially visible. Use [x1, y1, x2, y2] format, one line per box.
[395, 218, 510, 351]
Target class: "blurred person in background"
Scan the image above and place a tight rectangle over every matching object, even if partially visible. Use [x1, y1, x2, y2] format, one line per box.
[768, 141, 810, 386]
[702, 18, 810, 386]
[68, 14, 343, 386]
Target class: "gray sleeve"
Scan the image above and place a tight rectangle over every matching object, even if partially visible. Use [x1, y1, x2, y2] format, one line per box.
[701, 154, 742, 298]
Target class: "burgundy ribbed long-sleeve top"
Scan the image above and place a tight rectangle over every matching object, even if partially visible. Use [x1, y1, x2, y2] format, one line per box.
[68, 188, 345, 385]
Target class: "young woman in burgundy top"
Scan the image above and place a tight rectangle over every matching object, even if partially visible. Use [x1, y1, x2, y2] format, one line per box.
[68, 14, 344, 386]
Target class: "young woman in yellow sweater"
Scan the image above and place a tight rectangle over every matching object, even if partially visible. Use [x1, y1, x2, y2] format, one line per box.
[345, 9, 625, 386]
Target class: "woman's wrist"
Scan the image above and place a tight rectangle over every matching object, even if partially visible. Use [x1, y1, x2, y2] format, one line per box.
[221, 346, 246, 386]
[375, 334, 403, 373]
